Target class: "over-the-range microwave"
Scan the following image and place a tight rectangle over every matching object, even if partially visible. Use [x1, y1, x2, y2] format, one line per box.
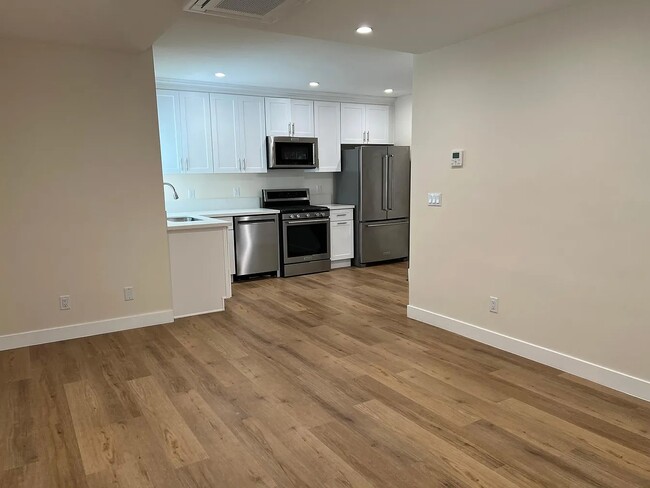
[267, 136, 319, 170]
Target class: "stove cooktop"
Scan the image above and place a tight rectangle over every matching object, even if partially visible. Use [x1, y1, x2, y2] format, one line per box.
[270, 205, 329, 214]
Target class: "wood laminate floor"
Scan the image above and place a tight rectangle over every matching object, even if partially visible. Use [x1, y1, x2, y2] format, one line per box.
[2, 262, 650, 487]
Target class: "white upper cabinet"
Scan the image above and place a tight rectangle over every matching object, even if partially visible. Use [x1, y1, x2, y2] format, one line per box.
[238, 96, 267, 173]
[290, 99, 315, 137]
[157, 87, 395, 176]
[340, 103, 366, 144]
[313, 101, 341, 172]
[209, 94, 267, 174]
[265, 98, 314, 137]
[210, 94, 239, 173]
[265, 98, 292, 136]
[341, 103, 392, 144]
[156, 90, 183, 174]
[365, 105, 391, 144]
[179, 91, 213, 173]
[157, 90, 213, 174]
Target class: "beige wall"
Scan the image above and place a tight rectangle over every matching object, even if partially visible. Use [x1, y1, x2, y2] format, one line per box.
[410, 0, 650, 382]
[394, 95, 412, 146]
[0, 39, 172, 337]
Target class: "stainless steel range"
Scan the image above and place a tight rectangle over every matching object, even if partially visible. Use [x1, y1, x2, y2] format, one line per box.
[262, 189, 331, 277]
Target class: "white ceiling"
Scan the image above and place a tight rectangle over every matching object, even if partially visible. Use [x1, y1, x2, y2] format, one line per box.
[0, 0, 581, 97]
[153, 16, 414, 97]
[188, 0, 583, 54]
[0, 0, 183, 51]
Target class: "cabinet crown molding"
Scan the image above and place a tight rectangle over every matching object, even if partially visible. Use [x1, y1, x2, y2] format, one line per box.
[156, 78, 396, 106]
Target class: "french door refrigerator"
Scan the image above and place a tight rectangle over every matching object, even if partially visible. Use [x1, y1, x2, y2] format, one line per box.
[335, 146, 410, 266]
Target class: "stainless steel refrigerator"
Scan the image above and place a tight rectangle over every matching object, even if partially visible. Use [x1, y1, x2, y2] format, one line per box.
[335, 146, 410, 266]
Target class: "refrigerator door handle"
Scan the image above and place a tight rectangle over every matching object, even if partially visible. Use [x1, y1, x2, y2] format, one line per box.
[388, 154, 394, 210]
[366, 221, 408, 228]
[381, 155, 388, 210]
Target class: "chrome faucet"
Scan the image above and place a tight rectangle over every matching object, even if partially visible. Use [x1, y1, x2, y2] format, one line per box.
[163, 182, 179, 200]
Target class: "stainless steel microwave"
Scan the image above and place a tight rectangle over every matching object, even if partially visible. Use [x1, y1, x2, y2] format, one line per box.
[267, 137, 319, 170]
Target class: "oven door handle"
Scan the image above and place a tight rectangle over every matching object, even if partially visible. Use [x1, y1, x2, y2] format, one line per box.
[284, 219, 330, 225]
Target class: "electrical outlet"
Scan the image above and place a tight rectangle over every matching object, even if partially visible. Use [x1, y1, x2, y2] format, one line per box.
[187, 188, 196, 199]
[124, 287, 135, 301]
[59, 295, 71, 310]
[428, 193, 442, 207]
[316, 184, 323, 193]
[232, 187, 241, 197]
[489, 296, 499, 314]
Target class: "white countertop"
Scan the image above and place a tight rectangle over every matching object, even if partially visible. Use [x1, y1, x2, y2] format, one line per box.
[324, 204, 355, 210]
[166, 216, 230, 232]
[166, 208, 279, 231]
[193, 208, 280, 218]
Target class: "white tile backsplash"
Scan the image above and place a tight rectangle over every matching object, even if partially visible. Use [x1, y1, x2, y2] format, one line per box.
[162, 171, 334, 212]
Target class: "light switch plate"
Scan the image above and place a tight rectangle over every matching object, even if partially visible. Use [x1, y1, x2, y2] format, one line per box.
[428, 193, 442, 207]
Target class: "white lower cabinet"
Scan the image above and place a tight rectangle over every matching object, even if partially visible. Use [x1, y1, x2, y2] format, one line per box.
[228, 228, 235, 276]
[329, 208, 354, 267]
[168, 225, 231, 318]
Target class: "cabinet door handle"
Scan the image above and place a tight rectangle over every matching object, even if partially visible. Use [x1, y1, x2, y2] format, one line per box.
[292, 123, 295, 136]
[288, 122, 292, 136]
[336, 213, 348, 217]
[336, 221, 348, 226]
[367, 131, 370, 143]
[242, 158, 246, 171]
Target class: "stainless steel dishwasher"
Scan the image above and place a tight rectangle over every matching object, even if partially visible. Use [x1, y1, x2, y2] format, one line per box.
[234, 214, 279, 278]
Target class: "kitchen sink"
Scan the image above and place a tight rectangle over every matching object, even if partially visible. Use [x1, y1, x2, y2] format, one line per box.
[167, 217, 201, 223]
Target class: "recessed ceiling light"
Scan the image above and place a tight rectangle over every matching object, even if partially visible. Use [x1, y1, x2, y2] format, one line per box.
[309, 81, 320, 87]
[384, 88, 394, 94]
[214, 72, 226, 78]
[356, 26, 373, 34]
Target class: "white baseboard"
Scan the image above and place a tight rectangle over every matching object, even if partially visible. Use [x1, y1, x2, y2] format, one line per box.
[331, 259, 352, 269]
[0, 310, 174, 352]
[407, 305, 650, 402]
[174, 307, 224, 320]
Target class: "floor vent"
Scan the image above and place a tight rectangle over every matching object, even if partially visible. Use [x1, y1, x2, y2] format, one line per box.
[185, 0, 309, 23]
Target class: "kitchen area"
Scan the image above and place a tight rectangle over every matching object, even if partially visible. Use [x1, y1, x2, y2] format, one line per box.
[159, 89, 412, 319]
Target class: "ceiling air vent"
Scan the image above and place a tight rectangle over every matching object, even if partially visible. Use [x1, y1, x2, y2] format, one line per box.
[185, 0, 309, 23]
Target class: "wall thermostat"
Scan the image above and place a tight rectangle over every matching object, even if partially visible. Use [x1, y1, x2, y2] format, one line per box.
[451, 150, 464, 168]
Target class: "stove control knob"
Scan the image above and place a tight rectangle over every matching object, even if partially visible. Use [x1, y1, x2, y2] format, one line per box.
[306, 213, 312, 218]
